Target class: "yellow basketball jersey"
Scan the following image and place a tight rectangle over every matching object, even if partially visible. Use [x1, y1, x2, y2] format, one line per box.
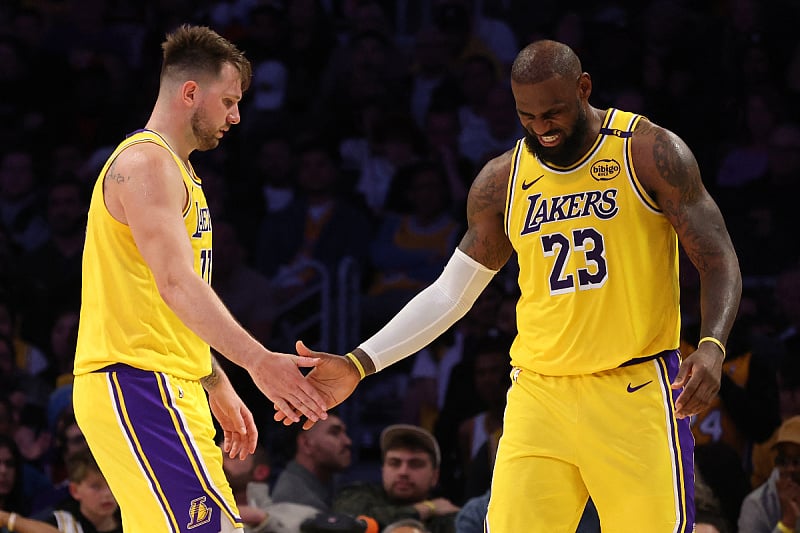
[505, 109, 680, 375]
[75, 130, 213, 380]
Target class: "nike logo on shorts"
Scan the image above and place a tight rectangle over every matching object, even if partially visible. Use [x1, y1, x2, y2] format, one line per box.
[626, 380, 653, 393]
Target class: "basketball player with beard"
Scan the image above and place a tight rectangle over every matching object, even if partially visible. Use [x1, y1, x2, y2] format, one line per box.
[284, 40, 742, 531]
[73, 25, 327, 532]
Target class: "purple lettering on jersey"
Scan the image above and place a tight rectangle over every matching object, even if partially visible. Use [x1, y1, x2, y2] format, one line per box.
[520, 189, 619, 235]
[192, 201, 212, 238]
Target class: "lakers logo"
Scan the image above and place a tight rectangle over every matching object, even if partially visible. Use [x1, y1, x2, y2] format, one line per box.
[187, 496, 212, 529]
[520, 189, 618, 235]
[192, 201, 212, 238]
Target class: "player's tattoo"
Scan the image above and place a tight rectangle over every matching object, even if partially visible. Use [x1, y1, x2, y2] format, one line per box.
[651, 130, 683, 188]
[461, 228, 509, 269]
[201, 356, 221, 390]
[642, 123, 723, 276]
[653, 130, 702, 203]
[106, 170, 130, 184]
[104, 160, 131, 184]
[467, 168, 503, 220]
[462, 155, 513, 268]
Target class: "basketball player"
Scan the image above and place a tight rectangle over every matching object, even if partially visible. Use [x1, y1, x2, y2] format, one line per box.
[283, 40, 742, 531]
[73, 25, 328, 532]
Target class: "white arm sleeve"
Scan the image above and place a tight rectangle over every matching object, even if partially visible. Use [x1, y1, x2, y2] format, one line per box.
[359, 248, 498, 372]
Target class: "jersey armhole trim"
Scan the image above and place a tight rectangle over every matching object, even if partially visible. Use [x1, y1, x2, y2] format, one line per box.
[625, 115, 662, 214]
[505, 139, 524, 237]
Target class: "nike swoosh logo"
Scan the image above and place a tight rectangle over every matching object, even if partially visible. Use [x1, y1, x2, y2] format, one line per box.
[626, 380, 653, 393]
[521, 175, 544, 190]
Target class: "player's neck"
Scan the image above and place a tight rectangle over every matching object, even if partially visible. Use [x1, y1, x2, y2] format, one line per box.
[143, 123, 192, 163]
[145, 104, 193, 162]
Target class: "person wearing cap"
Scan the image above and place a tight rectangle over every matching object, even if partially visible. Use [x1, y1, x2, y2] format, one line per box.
[332, 424, 459, 533]
[738, 416, 800, 533]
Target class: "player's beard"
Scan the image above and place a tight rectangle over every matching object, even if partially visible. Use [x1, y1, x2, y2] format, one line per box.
[524, 105, 589, 167]
[191, 108, 221, 151]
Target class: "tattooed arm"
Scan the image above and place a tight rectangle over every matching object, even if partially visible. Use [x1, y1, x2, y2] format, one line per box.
[202, 354, 258, 459]
[632, 119, 742, 418]
[199, 354, 225, 391]
[458, 150, 516, 269]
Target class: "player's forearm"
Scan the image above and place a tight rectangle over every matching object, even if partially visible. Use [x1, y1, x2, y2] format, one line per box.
[158, 273, 266, 369]
[356, 248, 496, 374]
[681, 197, 742, 348]
[697, 251, 741, 346]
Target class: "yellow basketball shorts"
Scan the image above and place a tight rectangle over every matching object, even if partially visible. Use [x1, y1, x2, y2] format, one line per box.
[487, 350, 694, 532]
[73, 364, 243, 532]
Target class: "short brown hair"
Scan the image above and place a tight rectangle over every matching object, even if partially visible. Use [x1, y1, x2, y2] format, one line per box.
[66, 448, 103, 484]
[160, 24, 252, 91]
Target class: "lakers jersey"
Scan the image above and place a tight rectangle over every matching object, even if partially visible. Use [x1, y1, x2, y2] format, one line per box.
[505, 109, 680, 375]
[75, 130, 213, 380]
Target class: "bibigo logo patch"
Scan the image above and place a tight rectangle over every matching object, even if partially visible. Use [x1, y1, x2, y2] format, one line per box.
[590, 159, 621, 181]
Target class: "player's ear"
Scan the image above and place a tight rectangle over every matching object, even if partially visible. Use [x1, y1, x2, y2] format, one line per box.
[578, 73, 592, 100]
[182, 80, 199, 106]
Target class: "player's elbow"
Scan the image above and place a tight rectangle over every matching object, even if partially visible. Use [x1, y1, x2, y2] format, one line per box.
[153, 268, 193, 309]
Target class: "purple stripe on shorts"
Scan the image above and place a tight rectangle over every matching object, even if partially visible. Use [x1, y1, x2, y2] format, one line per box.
[108, 370, 179, 532]
[110, 365, 235, 531]
[663, 350, 695, 532]
[153, 371, 241, 522]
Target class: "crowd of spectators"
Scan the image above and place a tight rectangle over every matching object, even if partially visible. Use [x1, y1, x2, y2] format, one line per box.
[1, 0, 800, 531]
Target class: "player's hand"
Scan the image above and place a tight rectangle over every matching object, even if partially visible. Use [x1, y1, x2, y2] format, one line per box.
[207, 386, 257, 459]
[672, 343, 724, 419]
[247, 351, 328, 424]
[274, 340, 361, 430]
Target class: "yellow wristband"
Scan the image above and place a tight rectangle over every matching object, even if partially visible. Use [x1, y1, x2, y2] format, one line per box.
[422, 500, 436, 512]
[777, 521, 793, 533]
[698, 336, 726, 358]
[7, 512, 17, 532]
[345, 352, 366, 380]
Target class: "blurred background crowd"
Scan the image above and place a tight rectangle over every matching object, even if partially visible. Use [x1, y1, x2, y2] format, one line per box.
[1, 0, 800, 531]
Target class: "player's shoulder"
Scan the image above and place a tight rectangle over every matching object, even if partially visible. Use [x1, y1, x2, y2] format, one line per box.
[629, 117, 700, 191]
[109, 141, 179, 183]
[468, 150, 514, 210]
[470, 148, 515, 198]
[631, 118, 691, 155]
[480, 148, 516, 179]
[631, 118, 696, 168]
